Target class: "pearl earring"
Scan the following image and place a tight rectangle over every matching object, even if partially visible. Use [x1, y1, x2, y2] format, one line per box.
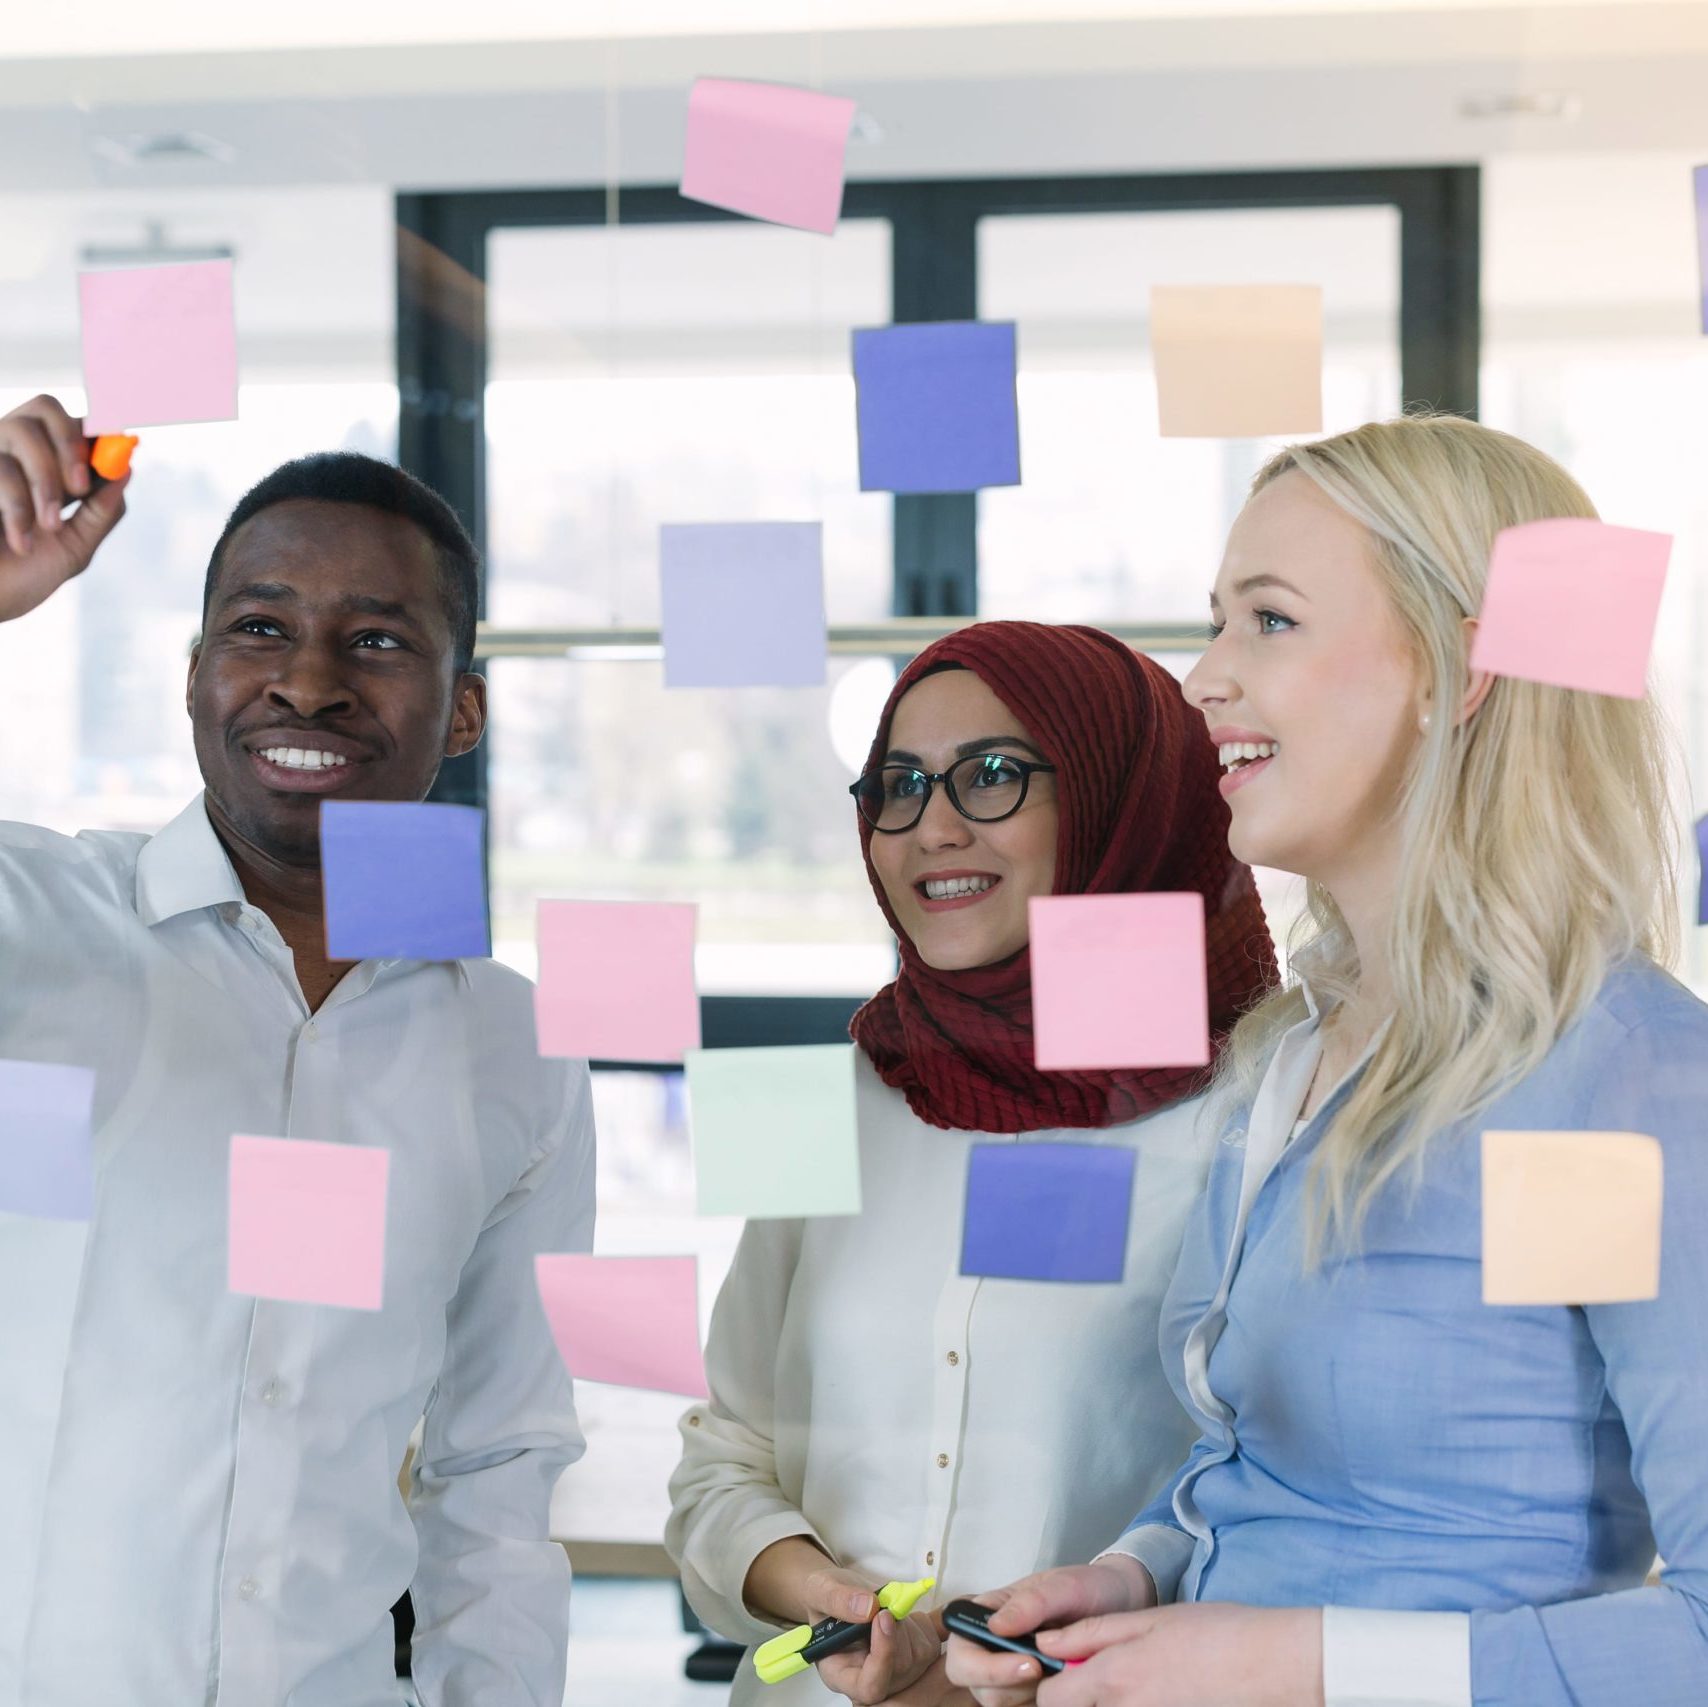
[1419, 711, 1433, 732]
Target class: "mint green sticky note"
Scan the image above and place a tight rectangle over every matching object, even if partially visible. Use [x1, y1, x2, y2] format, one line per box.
[687, 1043, 862, 1219]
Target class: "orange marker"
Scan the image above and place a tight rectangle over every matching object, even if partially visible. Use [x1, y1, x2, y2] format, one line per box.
[86, 433, 139, 485]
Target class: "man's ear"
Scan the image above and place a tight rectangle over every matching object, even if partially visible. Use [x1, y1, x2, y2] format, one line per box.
[185, 641, 201, 720]
[446, 672, 487, 759]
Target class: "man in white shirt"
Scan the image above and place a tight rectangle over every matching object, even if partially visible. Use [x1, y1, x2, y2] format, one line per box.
[0, 394, 595, 1706]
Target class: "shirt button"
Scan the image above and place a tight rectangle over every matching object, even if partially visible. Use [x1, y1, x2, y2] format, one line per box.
[936, 1453, 949, 1469]
[237, 1577, 261, 1602]
[260, 1379, 283, 1406]
[946, 1351, 960, 1367]
[687, 1414, 701, 1428]
[926, 1551, 935, 1567]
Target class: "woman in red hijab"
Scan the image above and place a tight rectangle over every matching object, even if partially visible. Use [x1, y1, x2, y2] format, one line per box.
[668, 623, 1276, 1707]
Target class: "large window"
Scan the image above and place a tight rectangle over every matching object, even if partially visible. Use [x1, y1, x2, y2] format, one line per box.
[0, 185, 397, 837]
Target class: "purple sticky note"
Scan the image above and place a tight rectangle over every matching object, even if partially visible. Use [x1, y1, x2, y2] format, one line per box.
[1697, 814, 1708, 927]
[535, 1253, 709, 1398]
[680, 78, 857, 235]
[228, 1135, 390, 1310]
[659, 521, 826, 689]
[78, 259, 239, 433]
[1029, 893, 1210, 1071]
[961, 1142, 1135, 1283]
[1469, 518, 1672, 699]
[853, 321, 1022, 494]
[1695, 166, 1708, 335]
[320, 801, 489, 961]
[536, 900, 701, 1063]
[0, 1060, 95, 1221]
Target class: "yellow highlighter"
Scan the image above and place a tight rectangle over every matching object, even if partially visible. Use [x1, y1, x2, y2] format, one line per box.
[753, 1576, 936, 1685]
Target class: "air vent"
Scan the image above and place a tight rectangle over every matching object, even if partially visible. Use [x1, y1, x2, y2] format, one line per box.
[89, 129, 237, 168]
[1458, 91, 1581, 122]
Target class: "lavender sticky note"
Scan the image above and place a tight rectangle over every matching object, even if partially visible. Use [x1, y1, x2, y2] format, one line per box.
[228, 1135, 391, 1310]
[1469, 518, 1672, 699]
[1696, 813, 1708, 927]
[1695, 166, 1708, 335]
[536, 899, 702, 1063]
[853, 321, 1021, 494]
[1029, 892, 1210, 1071]
[78, 259, 239, 433]
[321, 801, 489, 961]
[535, 1253, 709, 1398]
[961, 1142, 1136, 1283]
[680, 78, 857, 235]
[659, 521, 826, 689]
[0, 1060, 96, 1221]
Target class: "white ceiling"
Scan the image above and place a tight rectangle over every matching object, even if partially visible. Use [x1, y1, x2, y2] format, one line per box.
[13, 0, 1703, 60]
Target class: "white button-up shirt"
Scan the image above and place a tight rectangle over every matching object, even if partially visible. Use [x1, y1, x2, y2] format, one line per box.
[0, 796, 595, 1707]
[667, 1051, 1213, 1707]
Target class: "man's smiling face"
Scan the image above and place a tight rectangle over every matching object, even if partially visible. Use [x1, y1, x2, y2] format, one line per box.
[186, 498, 486, 867]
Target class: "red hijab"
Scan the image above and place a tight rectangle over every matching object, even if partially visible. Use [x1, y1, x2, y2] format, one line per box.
[849, 621, 1277, 1133]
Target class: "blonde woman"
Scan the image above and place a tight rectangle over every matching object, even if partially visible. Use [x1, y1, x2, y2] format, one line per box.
[946, 415, 1708, 1707]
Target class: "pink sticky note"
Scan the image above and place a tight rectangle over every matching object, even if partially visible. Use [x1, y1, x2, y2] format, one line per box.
[78, 259, 239, 433]
[680, 78, 857, 235]
[1029, 893, 1210, 1071]
[1470, 518, 1671, 699]
[228, 1135, 390, 1311]
[535, 1253, 708, 1398]
[535, 900, 701, 1064]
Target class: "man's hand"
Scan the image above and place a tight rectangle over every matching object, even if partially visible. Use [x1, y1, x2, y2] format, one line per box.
[1029, 1603, 1324, 1707]
[0, 395, 128, 622]
[944, 1559, 1155, 1707]
[816, 1605, 945, 1704]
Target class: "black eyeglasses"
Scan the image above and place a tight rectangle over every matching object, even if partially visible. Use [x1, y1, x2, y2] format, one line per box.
[849, 752, 1057, 833]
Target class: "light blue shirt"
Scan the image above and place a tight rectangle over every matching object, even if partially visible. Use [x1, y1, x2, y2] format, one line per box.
[1115, 956, 1708, 1707]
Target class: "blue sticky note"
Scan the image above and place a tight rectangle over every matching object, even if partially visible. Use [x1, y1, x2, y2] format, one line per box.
[660, 522, 827, 689]
[853, 320, 1021, 494]
[321, 801, 490, 960]
[1696, 166, 1708, 335]
[960, 1141, 1135, 1284]
[0, 1060, 96, 1220]
[1697, 812, 1708, 926]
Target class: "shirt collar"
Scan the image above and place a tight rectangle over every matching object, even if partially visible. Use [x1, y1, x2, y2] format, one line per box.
[134, 793, 474, 988]
[135, 794, 245, 927]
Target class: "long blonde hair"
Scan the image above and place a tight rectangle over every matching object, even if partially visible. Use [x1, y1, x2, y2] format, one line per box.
[1207, 413, 1681, 1257]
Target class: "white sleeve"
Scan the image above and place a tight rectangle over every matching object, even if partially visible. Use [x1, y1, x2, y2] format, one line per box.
[1322, 1606, 1472, 1707]
[1092, 1525, 1196, 1605]
[665, 1215, 826, 1648]
[409, 1060, 597, 1707]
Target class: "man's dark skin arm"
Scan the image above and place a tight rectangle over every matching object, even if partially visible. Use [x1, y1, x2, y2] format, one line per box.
[1, 393, 487, 1011]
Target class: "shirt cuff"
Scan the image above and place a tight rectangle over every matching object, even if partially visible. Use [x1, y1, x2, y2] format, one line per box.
[1092, 1524, 1196, 1605]
[1322, 1606, 1472, 1707]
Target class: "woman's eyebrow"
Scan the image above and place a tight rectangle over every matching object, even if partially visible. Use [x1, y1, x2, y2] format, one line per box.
[882, 735, 1046, 766]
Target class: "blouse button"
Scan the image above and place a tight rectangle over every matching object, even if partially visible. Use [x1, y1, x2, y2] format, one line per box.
[936, 1453, 949, 1469]
[946, 1351, 960, 1367]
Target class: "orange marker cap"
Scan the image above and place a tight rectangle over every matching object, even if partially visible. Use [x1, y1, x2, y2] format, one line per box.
[88, 434, 139, 482]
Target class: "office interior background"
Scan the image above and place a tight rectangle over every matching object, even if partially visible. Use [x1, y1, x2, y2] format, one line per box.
[3, 2, 1705, 1699]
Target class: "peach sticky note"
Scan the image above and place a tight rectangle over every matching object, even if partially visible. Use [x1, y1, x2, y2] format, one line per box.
[1150, 284, 1323, 439]
[1029, 893, 1210, 1071]
[1482, 1130, 1663, 1305]
[535, 899, 701, 1064]
[78, 259, 239, 433]
[228, 1135, 391, 1310]
[1469, 518, 1672, 700]
[680, 78, 857, 235]
[535, 1253, 709, 1398]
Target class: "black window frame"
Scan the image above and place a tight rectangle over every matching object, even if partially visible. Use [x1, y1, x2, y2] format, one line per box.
[396, 165, 1479, 1053]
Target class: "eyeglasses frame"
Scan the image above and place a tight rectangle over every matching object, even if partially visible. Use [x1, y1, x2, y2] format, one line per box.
[848, 752, 1058, 834]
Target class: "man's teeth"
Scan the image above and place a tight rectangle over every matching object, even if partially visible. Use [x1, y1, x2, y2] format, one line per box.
[923, 875, 997, 900]
[1218, 740, 1279, 772]
[258, 747, 351, 771]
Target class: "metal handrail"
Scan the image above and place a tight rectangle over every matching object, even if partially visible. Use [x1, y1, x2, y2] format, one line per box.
[472, 617, 1209, 660]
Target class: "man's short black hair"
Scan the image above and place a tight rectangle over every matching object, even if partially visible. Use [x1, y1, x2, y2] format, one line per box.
[202, 452, 480, 675]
